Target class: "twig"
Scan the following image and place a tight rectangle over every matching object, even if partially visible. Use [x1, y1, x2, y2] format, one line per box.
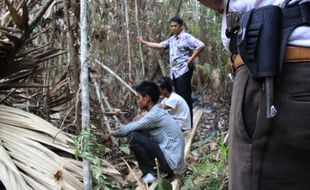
[90, 75, 112, 133]
[121, 157, 145, 190]
[101, 91, 121, 127]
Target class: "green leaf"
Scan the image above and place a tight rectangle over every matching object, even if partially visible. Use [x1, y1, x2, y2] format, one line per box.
[91, 165, 102, 179]
[155, 179, 172, 190]
[119, 144, 130, 155]
[81, 152, 94, 161]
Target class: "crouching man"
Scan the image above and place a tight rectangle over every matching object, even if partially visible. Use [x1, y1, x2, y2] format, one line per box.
[111, 80, 185, 184]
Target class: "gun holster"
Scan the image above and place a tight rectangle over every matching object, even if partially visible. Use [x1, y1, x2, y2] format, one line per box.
[237, 5, 282, 78]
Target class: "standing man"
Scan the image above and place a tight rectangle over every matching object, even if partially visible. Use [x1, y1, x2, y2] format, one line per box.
[137, 16, 205, 126]
[111, 80, 185, 184]
[199, 0, 310, 190]
[158, 76, 191, 131]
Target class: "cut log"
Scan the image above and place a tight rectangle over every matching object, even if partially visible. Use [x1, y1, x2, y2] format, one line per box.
[184, 108, 204, 160]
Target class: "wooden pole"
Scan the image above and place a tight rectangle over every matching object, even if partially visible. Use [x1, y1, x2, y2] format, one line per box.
[80, 0, 92, 188]
[124, 0, 133, 81]
[134, 0, 145, 78]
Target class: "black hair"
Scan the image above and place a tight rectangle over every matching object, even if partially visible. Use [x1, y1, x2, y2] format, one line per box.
[135, 80, 160, 103]
[158, 76, 173, 93]
[169, 16, 184, 26]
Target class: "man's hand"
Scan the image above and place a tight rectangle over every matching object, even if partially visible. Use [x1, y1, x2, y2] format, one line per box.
[136, 36, 144, 44]
[136, 36, 164, 49]
[187, 58, 194, 66]
[101, 132, 112, 143]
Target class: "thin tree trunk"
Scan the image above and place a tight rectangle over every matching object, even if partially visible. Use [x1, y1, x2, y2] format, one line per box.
[80, 0, 92, 188]
[62, 0, 79, 91]
[134, 0, 145, 78]
[91, 75, 112, 133]
[124, 0, 133, 81]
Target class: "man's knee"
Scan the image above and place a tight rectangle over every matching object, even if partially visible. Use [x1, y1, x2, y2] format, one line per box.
[127, 131, 140, 144]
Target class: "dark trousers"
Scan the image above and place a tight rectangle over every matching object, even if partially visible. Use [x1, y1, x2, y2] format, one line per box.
[0, 181, 5, 190]
[127, 131, 172, 176]
[229, 62, 310, 190]
[173, 66, 193, 126]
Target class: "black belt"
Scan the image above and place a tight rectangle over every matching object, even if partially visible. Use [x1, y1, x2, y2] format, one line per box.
[282, 2, 310, 28]
[226, 2, 310, 57]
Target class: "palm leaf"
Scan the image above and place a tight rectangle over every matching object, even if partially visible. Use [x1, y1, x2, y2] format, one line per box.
[4, 0, 24, 30]
[0, 105, 123, 189]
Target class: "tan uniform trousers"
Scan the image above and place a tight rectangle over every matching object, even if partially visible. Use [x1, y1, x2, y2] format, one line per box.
[229, 46, 310, 190]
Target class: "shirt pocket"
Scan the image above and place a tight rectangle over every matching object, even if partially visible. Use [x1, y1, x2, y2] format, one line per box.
[290, 92, 310, 102]
[177, 41, 192, 55]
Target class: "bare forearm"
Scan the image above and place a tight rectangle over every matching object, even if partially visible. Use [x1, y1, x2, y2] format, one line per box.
[188, 45, 205, 64]
[198, 0, 225, 10]
[143, 41, 164, 49]
[137, 36, 164, 49]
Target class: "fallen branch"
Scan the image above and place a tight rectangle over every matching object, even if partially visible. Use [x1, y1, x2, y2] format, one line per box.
[121, 157, 145, 190]
[94, 59, 137, 96]
[91, 75, 112, 133]
[184, 108, 204, 160]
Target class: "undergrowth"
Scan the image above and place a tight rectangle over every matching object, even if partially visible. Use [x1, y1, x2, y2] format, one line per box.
[182, 133, 228, 190]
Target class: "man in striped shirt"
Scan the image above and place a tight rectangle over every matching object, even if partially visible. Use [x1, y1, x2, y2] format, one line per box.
[112, 80, 185, 184]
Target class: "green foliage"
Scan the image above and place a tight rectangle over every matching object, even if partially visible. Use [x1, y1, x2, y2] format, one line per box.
[183, 133, 228, 190]
[74, 129, 117, 189]
[154, 179, 173, 190]
[196, 63, 213, 75]
[182, 175, 201, 190]
[119, 144, 131, 155]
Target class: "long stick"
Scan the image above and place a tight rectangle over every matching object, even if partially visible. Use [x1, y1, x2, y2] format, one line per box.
[91, 75, 112, 133]
[94, 59, 137, 96]
[100, 91, 122, 127]
[134, 0, 145, 78]
[124, 0, 133, 81]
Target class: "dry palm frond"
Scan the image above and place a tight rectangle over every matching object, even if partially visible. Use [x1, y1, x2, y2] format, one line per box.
[0, 0, 66, 83]
[0, 0, 69, 113]
[0, 105, 123, 190]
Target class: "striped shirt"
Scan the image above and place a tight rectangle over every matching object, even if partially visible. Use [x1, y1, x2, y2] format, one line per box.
[160, 31, 205, 78]
[112, 105, 185, 173]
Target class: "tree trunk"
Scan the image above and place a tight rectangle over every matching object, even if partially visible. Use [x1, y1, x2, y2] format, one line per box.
[62, 0, 79, 91]
[135, 0, 145, 78]
[80, 0, 92, 188]
[124, 0, 133, 81]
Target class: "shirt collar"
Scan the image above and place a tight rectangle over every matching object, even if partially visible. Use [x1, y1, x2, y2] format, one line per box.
[175, 30, 184, 39]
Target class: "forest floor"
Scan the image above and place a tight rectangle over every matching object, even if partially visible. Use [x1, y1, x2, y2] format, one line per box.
[181, 93, 230, 190]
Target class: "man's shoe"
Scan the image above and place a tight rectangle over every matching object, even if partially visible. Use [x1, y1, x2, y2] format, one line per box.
[142, 173, 156, 184]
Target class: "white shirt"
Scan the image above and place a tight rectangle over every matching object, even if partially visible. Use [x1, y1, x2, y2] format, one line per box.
[160, 31, 205, 78]
[221, 0, 310, 50]
[161, 92, 191, 131]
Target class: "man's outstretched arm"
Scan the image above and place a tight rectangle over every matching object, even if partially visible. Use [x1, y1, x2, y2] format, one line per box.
[137, 36, 165, 49]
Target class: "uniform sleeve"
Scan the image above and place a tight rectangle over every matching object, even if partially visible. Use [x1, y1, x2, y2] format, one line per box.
[187, 34, 205, 50]
[160, 38, 170, 49]
[162, 96, 178, 110]
[112, 113, 157, 137]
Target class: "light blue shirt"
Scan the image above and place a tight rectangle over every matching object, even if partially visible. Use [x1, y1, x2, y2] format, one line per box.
[112, 105, 185, 172]
[160, 31, 205, 78]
